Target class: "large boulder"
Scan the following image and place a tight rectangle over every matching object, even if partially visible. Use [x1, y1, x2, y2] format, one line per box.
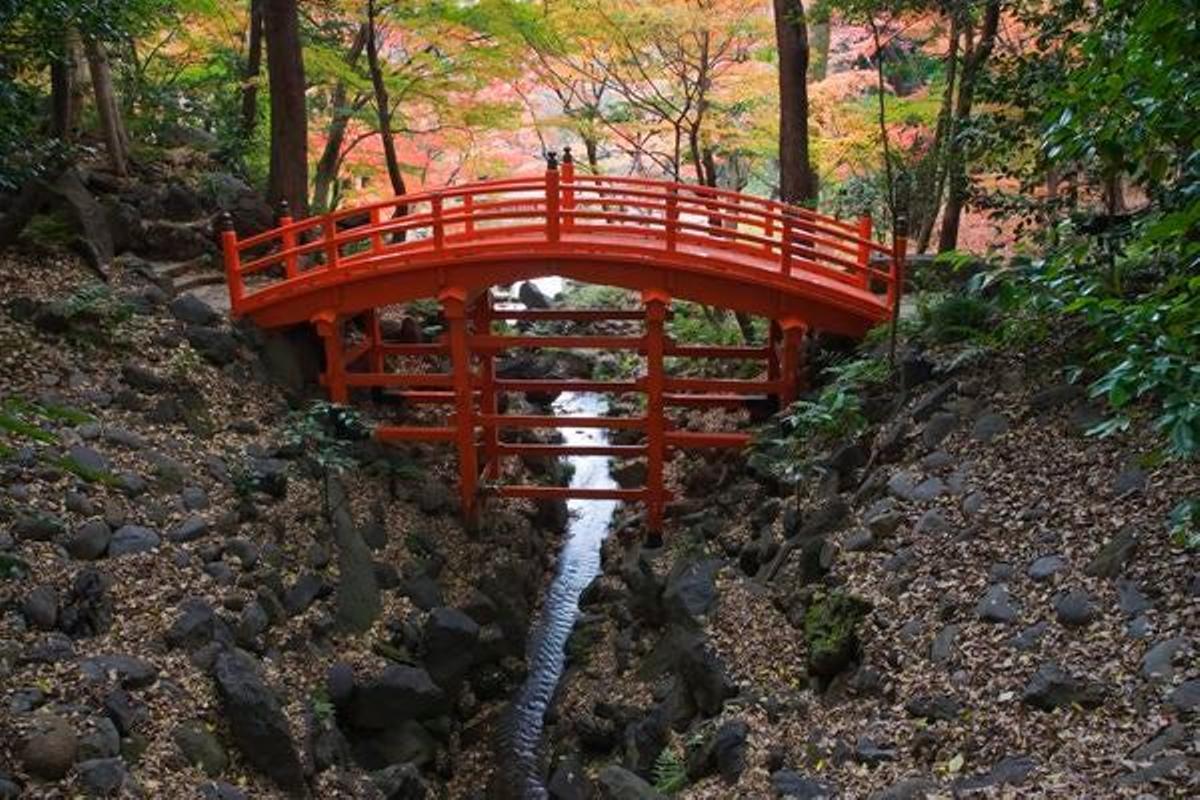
[19, 715, 78, 780]
[344, 665, 448, 729]
[804, 593, 870, 678]
[421, 607, 480, 692]
[211, 650, 305, 795]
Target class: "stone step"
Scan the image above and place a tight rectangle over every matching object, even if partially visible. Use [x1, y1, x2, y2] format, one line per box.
[174, 272, 226, 293]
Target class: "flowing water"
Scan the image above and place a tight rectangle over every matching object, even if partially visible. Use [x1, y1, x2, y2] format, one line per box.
[500, 390, 619, 797]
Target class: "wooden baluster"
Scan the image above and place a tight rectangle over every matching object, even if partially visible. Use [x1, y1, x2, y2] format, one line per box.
[322, 216, 340, 270]
[665, 185, 679, 252]
[857, 215, 873, 288]
[562, 146, 575, 232]
[781, 207, 794, 276]
[545, 152, 561, 243]
[369, 206, 384, 254]
[463, 193, 474, 237]
[217, 212, 243, 315]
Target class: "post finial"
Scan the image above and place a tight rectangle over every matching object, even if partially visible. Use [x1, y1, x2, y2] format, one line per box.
[546, 151, 559, 170]
[217, 211, 235, 233]
[562, 146, 573, 165]
[277, 199, 291, 220]
[894, 214, 909, 238]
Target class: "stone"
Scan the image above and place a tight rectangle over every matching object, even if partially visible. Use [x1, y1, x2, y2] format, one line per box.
[212, 650, 304, 793]
[805, 593, 870, 678]
[121, 363, 168, 393]
[416, 480, 454, 514]
[332, 499, 381, 634]
[1168, 679, 1200, 713]
[869, 778, 938, 800]
[887, 472, 946, 503]
[662, 559, 719, 625]
[13, 510, 67, 541]
[78, 718, 120, 761]
[1113, 465, 1148, 496]
[771, 770, 836, 799]
[913, 510, 950, 536]
[68, 519, 112, 560]
[170, 294, 220, 326]
[865, 509, 904, 537]
[23, 585, 59, 630]
[77, 757, 127, 796]
[59, 568, 113, 637]
[921, 412, 959, 449]
[1021, 662, 1105, 711]
[401, 575, 444, 611]
[168, 515, 209, 543]
[20, 716, 78, 779]
[855, 737, 897, 765]
[165, 598, 225, 651]
[844, 529, 875, 552]
[81, 654, 158, 689]
[955, 755, 1036, 792]
[976, 584, 1018, 624]
[1027, 554, 1067, 582]
[547, 752, 589, 800]
[108, 525, 159, 557]
[115, 471, 148, 496]
[1140, 638, 1187, 682]
[345, 665, 448, 728]
[283, 572, 325, 616]
[1116, 580, 1151, 616]
[1009, 622, 1049, 651]
[173, 721, 228, 777]
[181, 486, 210, 511]
[422, 607, 480, 691]
[930, 624, 959, 665]
[372, 762, 430, 799]
[103, 688, 147, 736]
[1029, 384, 1084, 412]
[596, 765, 663, 799]
[911, 380, 956, 422]
[905, 694, 961, 721]
[234, 602, 270, 648]
[103, 427, 146, 449]
[518, 280, 551, 309]
[198, 781, 248, 800]
[971, 412, 1010, 442]
[1129, 724, 1186, 761]
[1084, 528, 1138, 578]
[1054, 589, 1096, 627]
[186, 327, 239, 366]
[686, 718, 749, 784]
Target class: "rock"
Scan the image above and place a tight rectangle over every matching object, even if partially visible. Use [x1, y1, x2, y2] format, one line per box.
[1116, 580, 1151, 616]
[170, 294, 220, 326]
[422, 607, 480, 691]
[186, 326, 239, 366]
[855, 737, 897, 765]
[905, 694, 961, 721]
[212, 650, 304, 794]
[173, 721, 228, 777]
[345, 665, 448, 728]
[68, 519, 112, 560]
[913, 509, 950, 536]
[1084, 528, 1138, 578]
[115, 471, 148, 496]
[1168, 679, 1200, 713]
[108, 525, 159, 557]
[844, 529, 875, 551]
[1113, 465, 1148, 496]
[416, 480, 454, 514]
[911, 380, 955, 422]
[168, 516, 209, 543]
[401, 575, 444, 611]
[1021, 662, 1105, 711]
[662, 559, 719, 625]
[955, 755, 1035, 792]
[771, 769, 837, 799]
[976, 584, 1018, 624]
[103, 688, 146, 735]
[1027, 554, 1067, 582]
[688, 719, 749, 784]
[548, 752, 590, 800]
[137, 219, 210, 261]
[921, 412, 959, 449]
[372, 762, 430, 799]
[283, 572, 325, 616]
[102, 427, 145, 449]
[970, 411, 1009, 442]
[1054, 589, 1096, 627]
[1117, 755, 1188, 786]
[1140, 638, 1187, 682]
[1129, 725, 1186, 761]
[120, 363, 168, 394]
[199, 781, 248, 800]
[930, 624, 959, 665]
[77, 757, 127, 796]
[596, 765, 663, 799]
[181, 486, 210, 511]
[20, 716, 78, 780]
[59, 568, 114, 637]
[78, 718, 121, 760]
[610, 458, 648, 489]
[81, 654, 158, 689]
[869, 777, 938, 799]
[22, 585, 59, 630]
[332, 498, 381, 634]
[234, 602, 270, 648]
[165, 598, 225, 652]
[1029, 384, 1084, 412]
[1009, 622, 1049, 652]
[887, 472, 946, 503]
[14, 510, 67, 541]
[518, 281, 551, 309]
[805, 593, 870, 678]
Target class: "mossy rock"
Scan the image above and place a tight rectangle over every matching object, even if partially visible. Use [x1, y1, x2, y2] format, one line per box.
[804, 592, 871, 678]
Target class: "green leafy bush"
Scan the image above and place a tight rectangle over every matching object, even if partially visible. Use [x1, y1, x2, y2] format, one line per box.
[922, 295, 995, 344]
[651, 747, 688, 794]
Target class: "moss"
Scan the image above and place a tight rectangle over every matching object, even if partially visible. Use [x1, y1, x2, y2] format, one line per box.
[51, 454, 119, 486]
[804, 592, 871, 678]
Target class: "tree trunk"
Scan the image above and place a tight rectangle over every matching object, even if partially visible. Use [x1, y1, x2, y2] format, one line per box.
[774, 0, 818, 205]
[312, 24, 370, 212]
[915, 15, 961, 253]
[240, 0, 264, 137]
[937, 0, 1000, 253]
[84, 38, 128, 177]
[808, 2, 831, 82]
[367, 1, 408, 201]
[263, 0, 308, 215]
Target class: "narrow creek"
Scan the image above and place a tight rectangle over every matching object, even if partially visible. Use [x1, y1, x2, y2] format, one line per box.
[501, 390, 620, 797]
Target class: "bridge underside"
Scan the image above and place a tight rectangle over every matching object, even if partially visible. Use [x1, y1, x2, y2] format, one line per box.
[309, 285, 811, 534]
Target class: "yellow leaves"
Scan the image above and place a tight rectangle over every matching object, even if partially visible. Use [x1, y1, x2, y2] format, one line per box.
[947, 753, 965, 774]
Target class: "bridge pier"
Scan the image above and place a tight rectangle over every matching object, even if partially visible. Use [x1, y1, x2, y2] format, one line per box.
[313, 310, 348, 404]
[440, 287, 479, 521]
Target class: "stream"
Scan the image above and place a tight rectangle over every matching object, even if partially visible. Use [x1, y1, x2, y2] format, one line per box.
[500, 390, 620, 797]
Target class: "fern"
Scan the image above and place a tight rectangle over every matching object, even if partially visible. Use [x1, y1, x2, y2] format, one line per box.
[652, 748, 688, 795]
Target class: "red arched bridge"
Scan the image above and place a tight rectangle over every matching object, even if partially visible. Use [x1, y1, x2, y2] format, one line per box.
[220, 150, 906, 534]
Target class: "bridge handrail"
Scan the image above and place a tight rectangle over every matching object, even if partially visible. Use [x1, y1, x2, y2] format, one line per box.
[219, 160, 907, 318]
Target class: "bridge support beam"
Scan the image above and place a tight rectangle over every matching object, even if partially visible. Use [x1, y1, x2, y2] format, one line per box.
[440, 287, 478, 521]
[643, 289, 670, 543]
[778, 317, 808, 407]
[313, 311, 348, 404]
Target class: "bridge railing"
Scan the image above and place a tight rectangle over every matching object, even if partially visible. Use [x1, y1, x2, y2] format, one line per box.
[219, 157, 905, 318]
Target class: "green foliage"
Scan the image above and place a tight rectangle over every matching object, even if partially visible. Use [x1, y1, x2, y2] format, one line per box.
[1169, 499, 1199, 551]
[311, 689, 335, 723]
[0, 553, 31, 581]
[921, 295, 995, 344]
[651, 747, 688, 794]
[284, 401, 370, 477]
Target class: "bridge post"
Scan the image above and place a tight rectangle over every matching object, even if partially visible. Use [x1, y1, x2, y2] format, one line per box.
[313, 310, 348, 404]
[473, 292, 499, 481]
[440, 287, 479, 521]
[217, 213, 243, 315]
[780, 206, 794, 276]
[779, 317, 807, 407]
[369, 206, 384, 253]
[562, 146, 575, 231]
[546, 152, 561, 242]
[278, 201, 299, 279]
[665, 185, 679, 252]
[643, 289, 670, 544]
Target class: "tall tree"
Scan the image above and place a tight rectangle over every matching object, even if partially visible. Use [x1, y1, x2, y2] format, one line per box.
[263, 0, 308, 215]
[312, 23, 369, 213]
[84, 37, 129, 177]
[240, 0, 264, 137]
[774, 0, 818, 204]
[937, 0, 1001, 252]
[365, 0, 407, 200]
